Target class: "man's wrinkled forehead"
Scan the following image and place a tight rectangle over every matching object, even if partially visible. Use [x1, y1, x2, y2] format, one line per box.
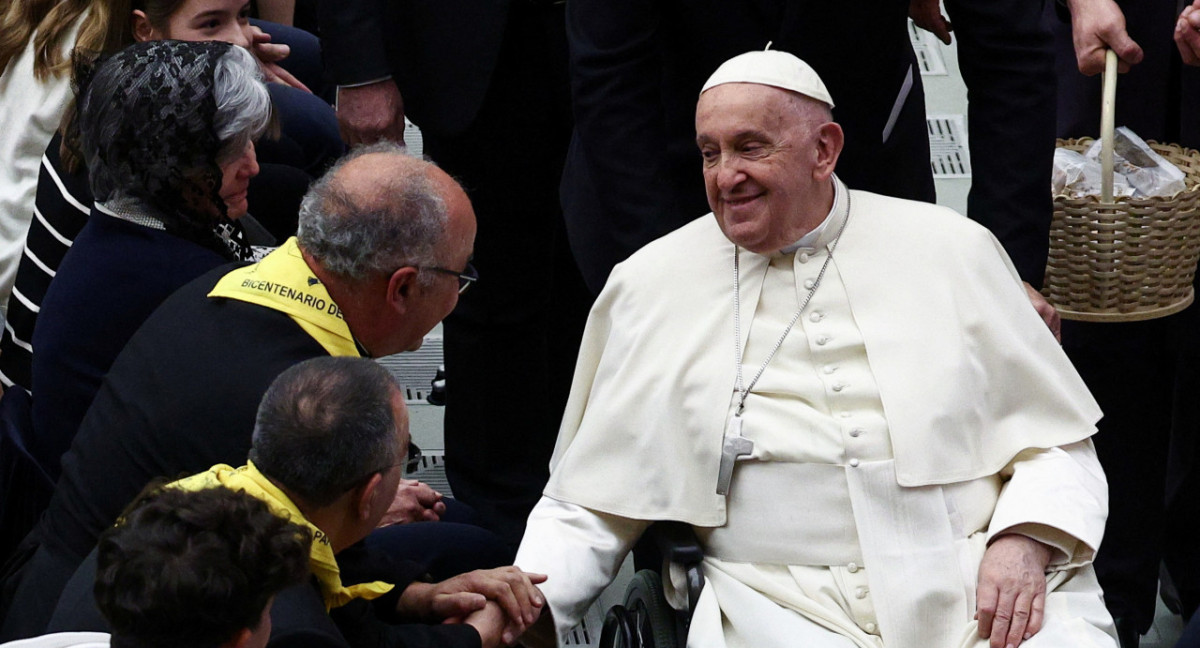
[699, 49, 835, 109]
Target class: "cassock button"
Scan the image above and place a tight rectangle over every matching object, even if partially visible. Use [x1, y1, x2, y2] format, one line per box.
[850, 428, 864, 438]
[865, 623, 878, 633]
[832, 383, 844, 392]
[799, 252, 811, 263]
[849, 458, 860, 467]
[847, 562, 860, 573]
[855, 586, 869, 599]
[804, 278, 816, 290]
[816, 335, 829, 346]
[823, 365, 836, 374]
[809, 311, 823, 322]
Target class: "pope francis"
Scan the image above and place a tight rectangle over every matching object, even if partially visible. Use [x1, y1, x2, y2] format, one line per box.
[514, 50, 1118, 648]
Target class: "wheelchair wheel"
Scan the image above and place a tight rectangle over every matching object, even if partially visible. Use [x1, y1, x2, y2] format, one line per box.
[599, 569, 680, 648]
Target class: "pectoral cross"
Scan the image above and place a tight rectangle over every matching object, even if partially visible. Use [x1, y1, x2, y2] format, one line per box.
[716, 416, 754, 495]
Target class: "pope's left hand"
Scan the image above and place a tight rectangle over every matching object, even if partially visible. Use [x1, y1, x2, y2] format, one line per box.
[976, 534, 1053, 648]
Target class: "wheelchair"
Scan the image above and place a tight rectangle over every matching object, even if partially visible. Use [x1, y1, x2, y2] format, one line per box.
[599, 522, 705, 648]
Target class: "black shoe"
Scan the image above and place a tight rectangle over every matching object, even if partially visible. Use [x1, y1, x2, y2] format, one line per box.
[1113, 616, 1140, 648]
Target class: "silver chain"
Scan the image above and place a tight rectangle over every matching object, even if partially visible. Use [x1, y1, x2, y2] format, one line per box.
[733, 197, 850, 416]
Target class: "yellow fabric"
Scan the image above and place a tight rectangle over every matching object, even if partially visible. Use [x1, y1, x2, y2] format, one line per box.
[170, 462, 394, 610]
[207, 238, 360, 357]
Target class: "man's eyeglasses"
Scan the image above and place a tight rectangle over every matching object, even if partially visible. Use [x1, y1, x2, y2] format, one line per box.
[422, 262, 478, 294]
[341, 442, 424, 492]
[404, 441, 423, 474]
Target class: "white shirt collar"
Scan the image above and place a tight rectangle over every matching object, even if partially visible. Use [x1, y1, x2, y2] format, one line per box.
[780, 175, 844, 254]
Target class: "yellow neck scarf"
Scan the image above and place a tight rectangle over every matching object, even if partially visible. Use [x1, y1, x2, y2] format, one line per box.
[208, 238, 361, 357]
[170, 462, 394, 610]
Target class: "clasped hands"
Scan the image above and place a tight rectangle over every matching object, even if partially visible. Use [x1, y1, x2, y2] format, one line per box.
[398, 567, 547, 648]
[378, 478, 447, 526]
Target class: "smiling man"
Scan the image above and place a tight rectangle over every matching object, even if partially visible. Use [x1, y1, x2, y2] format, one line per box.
[516, 51, 1118, 648]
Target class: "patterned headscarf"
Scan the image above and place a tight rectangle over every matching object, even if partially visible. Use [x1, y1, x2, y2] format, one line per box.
[75, 40, 252, 260]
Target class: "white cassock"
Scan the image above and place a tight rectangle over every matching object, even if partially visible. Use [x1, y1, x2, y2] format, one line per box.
[515, 178, 1118, 648]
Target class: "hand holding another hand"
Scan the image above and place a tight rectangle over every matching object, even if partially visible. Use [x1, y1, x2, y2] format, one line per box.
[400, 567, 548, 646]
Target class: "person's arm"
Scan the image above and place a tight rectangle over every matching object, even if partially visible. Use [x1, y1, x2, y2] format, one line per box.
[315, 1, 404, 144]
[975, 440, 1108, 648]
[514, 496, 651, 645]
[1063, 0, 1144, 75]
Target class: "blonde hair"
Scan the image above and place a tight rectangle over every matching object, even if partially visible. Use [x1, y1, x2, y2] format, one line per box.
[0, 0, 131, 82]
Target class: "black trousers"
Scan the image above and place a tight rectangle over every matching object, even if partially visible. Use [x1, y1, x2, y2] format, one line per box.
[423, 5, 592, 550]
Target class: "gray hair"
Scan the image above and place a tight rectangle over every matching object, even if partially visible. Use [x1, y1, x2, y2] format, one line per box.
[249, 357, 402, 508]
[212, 45, 272, 163]
[296, 141, 449, 283]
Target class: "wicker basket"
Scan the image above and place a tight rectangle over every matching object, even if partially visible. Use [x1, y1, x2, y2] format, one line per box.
[1043, 138, 1200, 322]
[1041, 50, 1200, 322]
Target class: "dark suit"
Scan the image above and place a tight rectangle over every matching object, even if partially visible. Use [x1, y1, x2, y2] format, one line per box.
[560, 0, 936, 293]
[1052, 0, 1200, 632]
[942, 0, 1058, 288]
[317, 2, 592, 549]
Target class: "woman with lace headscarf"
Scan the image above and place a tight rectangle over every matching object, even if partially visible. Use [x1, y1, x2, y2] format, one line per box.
[10, 40, 273, 558]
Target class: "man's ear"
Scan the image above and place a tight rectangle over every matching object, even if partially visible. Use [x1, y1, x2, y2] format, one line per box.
[355, 472, 386, 522]
[131, 10, 157, 42]
[222, 628, 254, 648]
[812, 121, 845, 181]
[386, 267, 421, 313]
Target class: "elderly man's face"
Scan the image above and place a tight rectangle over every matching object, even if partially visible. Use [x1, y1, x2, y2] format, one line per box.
[696, 83, 833, 253]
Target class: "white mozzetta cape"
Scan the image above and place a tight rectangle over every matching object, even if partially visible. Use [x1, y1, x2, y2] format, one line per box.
[544, 189, 1101, 526]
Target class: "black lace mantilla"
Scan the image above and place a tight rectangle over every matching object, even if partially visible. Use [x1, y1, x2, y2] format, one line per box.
[76, 40, 251, 260]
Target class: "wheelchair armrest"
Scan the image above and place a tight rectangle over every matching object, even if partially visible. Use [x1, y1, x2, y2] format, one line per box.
[649, 521, 705, 619]
[651, 521, 703, 567]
